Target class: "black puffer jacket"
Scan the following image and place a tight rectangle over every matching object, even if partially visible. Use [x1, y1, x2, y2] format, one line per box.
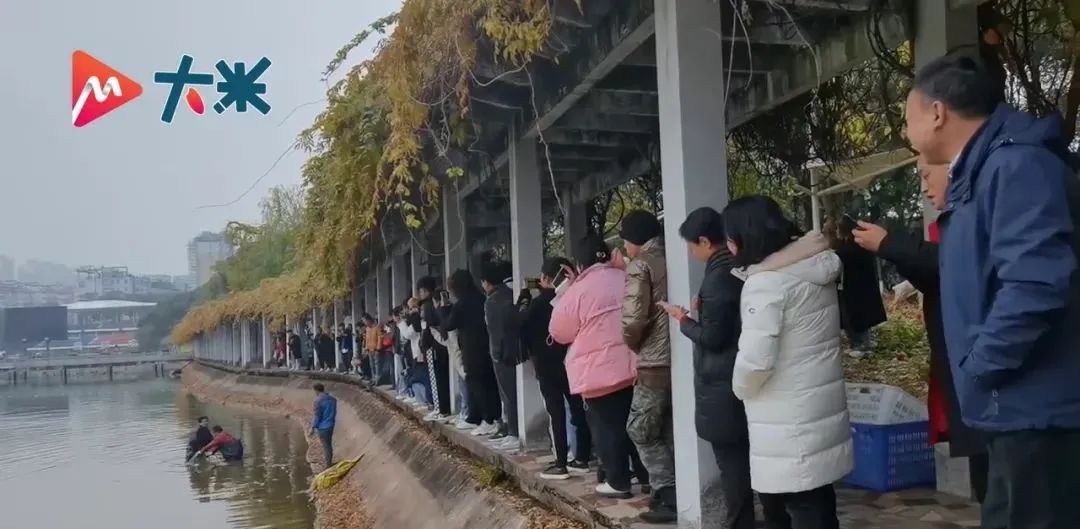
[678, 250, 748, 446]
[439, 289, 490, 371]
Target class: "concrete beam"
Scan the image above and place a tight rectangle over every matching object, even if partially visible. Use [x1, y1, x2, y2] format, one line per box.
[748, 0, 871, 11]
[727, 11, 907, 128]
[543, 129, 652, 147]
[949, 0, 994, 8]
[524, 0, 656, 138]
[583, 90, 660, 116]
[555, 113, 657, 134]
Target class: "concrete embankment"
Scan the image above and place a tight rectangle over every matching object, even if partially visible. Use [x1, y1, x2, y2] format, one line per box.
[183, 362, 585, 529]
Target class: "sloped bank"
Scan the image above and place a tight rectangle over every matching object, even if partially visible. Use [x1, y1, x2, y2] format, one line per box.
[183, 362, 585, 529]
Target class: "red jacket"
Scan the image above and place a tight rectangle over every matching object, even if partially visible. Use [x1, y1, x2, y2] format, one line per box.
[201, 431, 236, 454]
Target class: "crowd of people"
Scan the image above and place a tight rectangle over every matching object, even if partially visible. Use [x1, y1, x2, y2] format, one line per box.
[240, 49, 1080, 529]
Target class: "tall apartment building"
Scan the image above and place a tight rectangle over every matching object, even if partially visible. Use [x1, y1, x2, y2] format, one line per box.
[187, 232, 234, 287]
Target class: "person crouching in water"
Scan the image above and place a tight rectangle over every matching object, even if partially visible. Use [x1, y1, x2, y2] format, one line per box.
[186, 416, 213, 460]
[198, 425, 244, 461]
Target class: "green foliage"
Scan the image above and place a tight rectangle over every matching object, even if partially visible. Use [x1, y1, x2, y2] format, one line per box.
[136, 275, 227, 350]
[218, 185, 305, 292]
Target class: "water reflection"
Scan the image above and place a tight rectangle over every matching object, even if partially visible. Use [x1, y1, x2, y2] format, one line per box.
[0, 380, 315, 529]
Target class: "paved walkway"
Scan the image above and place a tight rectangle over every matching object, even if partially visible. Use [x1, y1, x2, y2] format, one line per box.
[364, 381, 981, 529]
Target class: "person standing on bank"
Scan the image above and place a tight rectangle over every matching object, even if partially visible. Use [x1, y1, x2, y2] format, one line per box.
[619, 210, 677, 524]
[287, 329, 302, 370]
[722, 195, 851, 529]
[850, 160, 989, 504]
[441, 269, 502, 434]
[550, 233, 649, 499]
[418, 277, 453, 421]
[906, 50, 1080, 528]
[311, 383, 337, 468]
[481, 262, 523, 451]
[659, 207, 754, 529]
[523, 256, 593, 480]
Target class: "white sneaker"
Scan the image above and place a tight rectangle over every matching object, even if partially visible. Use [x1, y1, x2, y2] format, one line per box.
[395, 395, 407, 401]
[471, 422, 496, 436]
[423, 410, 442, 422]
[847, 349, 869, 359]
[496, 436, 520, 451]
[455, 419, 478, 431]
[595, 482, 632, 499]
[402, 397, 416, 405]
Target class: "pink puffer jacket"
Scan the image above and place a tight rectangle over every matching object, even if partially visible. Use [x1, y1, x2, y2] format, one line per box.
[549, 263, 638, 399]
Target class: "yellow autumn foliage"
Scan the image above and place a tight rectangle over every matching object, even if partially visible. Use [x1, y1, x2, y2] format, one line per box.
[171, 0, 560, 344]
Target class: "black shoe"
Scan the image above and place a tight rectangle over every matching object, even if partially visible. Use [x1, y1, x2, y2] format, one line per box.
[539, 464, 570, 480]
[567, 460, 590, 475]
[638, 503, 677, 524]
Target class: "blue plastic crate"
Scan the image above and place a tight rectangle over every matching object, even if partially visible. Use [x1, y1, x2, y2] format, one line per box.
[842, 421, 936, 492]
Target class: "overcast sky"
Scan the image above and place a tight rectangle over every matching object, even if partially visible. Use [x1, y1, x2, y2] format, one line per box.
[0, 0, 401, 276]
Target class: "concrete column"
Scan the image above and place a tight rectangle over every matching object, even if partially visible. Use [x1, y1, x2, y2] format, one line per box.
[364, 280, 376, 318]
[351, 285, 361, 362]
[392, 251, 411, 305]
[410, 241, 426, 291]
[655, 0, 728, 525]
[377, 264, 391, 322]
[333, 302, 341, 370]
[312, 307, 321, 368]
[915, 0, 978, 234]
[561, 187, 588, 258]
[443, 184, 469, 273]
[261, 316, 270, 367]
[240, 320, 249, 366]
[509, 123, 548, 451]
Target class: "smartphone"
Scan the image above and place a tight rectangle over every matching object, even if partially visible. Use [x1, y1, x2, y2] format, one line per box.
[840, 213, 858, 232]
[552, 268, 569, 290]
[439, 291, 451, 304]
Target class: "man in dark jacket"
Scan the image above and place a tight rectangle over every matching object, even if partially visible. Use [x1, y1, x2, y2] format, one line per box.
[186, 416, 214, 461]
[852, 160, 989, 503]
[662, 207, 753, 529]
[441, 269, 501, 433]
[907, 50, 1080, 527]
[619, 210, 677, 523]
[480, 262, 521, 450]
[316, 326, 335, 371]
[522, 257, 593, 480]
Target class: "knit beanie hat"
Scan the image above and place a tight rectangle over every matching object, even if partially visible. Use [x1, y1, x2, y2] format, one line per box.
[619, 210, 662, 245]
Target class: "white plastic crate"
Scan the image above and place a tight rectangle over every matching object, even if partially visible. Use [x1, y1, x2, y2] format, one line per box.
[846, 382, 927, 425]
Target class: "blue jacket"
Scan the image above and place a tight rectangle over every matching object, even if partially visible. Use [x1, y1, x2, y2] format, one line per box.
[312, 393, 337, 431]
[939, 103, 1080, 432]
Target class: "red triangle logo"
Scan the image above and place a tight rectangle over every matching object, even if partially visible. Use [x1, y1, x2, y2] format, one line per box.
[71, 50, 143, 128]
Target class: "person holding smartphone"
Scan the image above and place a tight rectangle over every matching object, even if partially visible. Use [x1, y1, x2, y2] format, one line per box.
[828, 214, 887, 358]
[522, 256, 593, 480]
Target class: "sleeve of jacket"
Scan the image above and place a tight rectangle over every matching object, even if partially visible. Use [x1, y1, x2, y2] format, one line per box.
[680, 273, 741, 350]
[732, 274, 786, 400]
[485, 296, 506, 358]
[876, 229, 939, 292]
[549, 286, 582, 345]
[962, 149, 1076, 388]
[621, 259, 652, 352]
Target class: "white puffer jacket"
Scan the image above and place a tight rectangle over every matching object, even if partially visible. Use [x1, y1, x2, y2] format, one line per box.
[733, 233, 852, 494]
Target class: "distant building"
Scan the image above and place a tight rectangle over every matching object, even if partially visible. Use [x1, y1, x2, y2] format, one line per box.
[188, 231, 233, 287]
[0, 255, 14, 281]
[65, 299, 156, 348]
[0, 280, 75, 308]
[172, 275, 196, 292]
[17, 260, 75, 286]
[76, 266, 179, 299]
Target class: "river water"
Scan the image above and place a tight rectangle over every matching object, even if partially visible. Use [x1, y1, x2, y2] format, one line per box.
[0, 379, 316, 529]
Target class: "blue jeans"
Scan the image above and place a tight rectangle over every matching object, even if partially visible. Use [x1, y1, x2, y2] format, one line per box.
[317, 427, 334, 467]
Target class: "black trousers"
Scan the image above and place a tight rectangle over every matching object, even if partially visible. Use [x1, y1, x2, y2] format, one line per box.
[465, 358, 502, 424]
[711, 442, 755, 529]
[493, 362, 519, 436]
[758, 484, 838, 529]
[585, 386, 648, 491]
[537, 367, 592, 466]
[981, 429, 1080, 529]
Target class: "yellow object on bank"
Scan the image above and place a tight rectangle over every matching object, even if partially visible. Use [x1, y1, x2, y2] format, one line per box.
[311, 456, 363, 492]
